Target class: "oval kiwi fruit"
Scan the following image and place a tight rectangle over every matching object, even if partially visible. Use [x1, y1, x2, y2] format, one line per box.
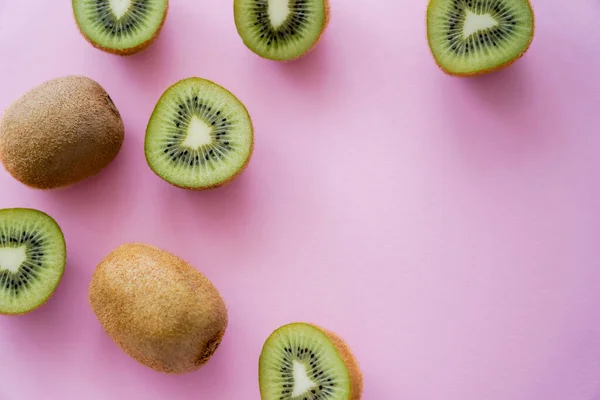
[89, 243, 228, 374]
[0, 208, 66, 315]
[259, 323, 364, 400]
[0, 76, 125, 190]
[145, 78, 254, 190]
[427, 0, 535, 76]
[72, 0, 169, 55]
[234, 0, 330, 61]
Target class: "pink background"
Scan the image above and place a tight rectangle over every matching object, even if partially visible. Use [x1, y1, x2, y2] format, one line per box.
[1, 0, 599, 399]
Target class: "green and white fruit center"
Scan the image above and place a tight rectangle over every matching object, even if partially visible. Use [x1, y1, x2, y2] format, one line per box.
[291, 360, 317, 397]
[182, 117, 213, 148]
[110, 0, 132, 19]
[463, 10, 499, 38]
[0, 246, 26, 273]
[268, 0, 291, 28]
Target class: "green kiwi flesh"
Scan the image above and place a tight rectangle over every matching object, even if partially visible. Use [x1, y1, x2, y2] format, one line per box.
[0, 209, 66, 315]
[234, 0, 329, 60]
[145, 78, 253, 190]
[427, 0, 534, 76]
[72, 0, 168, 54]
[259, 323, 355, 400]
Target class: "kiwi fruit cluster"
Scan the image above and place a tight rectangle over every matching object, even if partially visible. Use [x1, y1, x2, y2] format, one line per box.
[0, 0, 543, 398]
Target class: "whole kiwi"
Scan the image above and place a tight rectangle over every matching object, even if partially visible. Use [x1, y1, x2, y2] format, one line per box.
[89, 243, 228, 374]
[0, 76, 124, 189]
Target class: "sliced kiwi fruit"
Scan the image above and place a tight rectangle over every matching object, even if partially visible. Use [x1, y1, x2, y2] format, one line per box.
[145, 78, 254, 190]
[89, 243, 228, 374]
[72, 0, 169, 55]
[0, 208, 66, 315]
[234, 0, 330, 61]
[427, 0, 534, 76]
[0, 76, 124, 190]
[259, 323, 363, 400]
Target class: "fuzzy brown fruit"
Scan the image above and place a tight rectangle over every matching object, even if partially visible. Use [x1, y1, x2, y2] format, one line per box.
[0, 76, 124, 189]
[89, 243, 228, 374]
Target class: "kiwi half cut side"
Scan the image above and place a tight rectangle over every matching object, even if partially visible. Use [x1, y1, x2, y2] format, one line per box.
[0, 209, 66, 315]
[234, 0, 330, 61]
[72, 0, 169, 55]
[427, 0, 534, 76]
[145, 78, 254, 190]
[259, 323, 363, 400]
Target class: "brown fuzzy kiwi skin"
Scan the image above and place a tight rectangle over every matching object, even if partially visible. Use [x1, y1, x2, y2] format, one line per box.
[311, 324, 364, 400]
[144, 78, 254, 191]
[259, 322, 364, 400]
[72, 0, 169, 56]
[0, 208, 67, 316]
[88, 243, 228, 374]
[234, 0, 330, 62]
[0, 76, 124, 190]
[426, 0, 535, 77]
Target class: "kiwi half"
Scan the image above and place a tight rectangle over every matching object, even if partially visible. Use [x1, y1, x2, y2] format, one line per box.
[259, 323, 363, 400]
[72, 0, 169, 55]
[0, 209, 66, 315]
[234, 0, 330, 61]
[427, 0, 534, 76]
[145, 78, 254, 190]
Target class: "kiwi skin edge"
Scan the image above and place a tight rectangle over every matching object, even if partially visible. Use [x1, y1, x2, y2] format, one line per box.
[317, 324, 364, 400]
[426, 0, 535, 77]
[288, 0, 331, 62]
[259, 322, 364, 400]
[72, 0, 169, 56]
[235, 0, 330, 62]
[144, 78, 255, 191]
[0, 208, 67, 316]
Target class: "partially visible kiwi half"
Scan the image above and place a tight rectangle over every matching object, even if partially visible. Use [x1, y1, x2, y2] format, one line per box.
[0, 208, 66, 315]
[145, 78, 254, 190]
[427, 0, 534, 76]
[259, 323, 363, 400]
[234, 0, 330, 61]
[72, 0, 169, 55]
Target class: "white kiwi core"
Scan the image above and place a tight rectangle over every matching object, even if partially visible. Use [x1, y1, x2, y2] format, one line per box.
[268, 0, 291, 28]
[110, 0, 132, 19]
[463, 10, 498, 38]
[0, 246, 27, 273]
[182, 117, 213, 149]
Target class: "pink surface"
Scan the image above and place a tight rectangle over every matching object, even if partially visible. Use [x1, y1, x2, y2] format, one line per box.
[0, 1, 599, 399]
